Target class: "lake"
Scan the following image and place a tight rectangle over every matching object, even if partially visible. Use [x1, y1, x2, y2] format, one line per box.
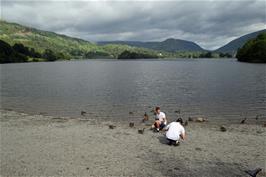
[1, 59, 265, 123]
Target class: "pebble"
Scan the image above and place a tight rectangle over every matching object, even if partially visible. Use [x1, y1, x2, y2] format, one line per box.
[195, 147, 202, 151]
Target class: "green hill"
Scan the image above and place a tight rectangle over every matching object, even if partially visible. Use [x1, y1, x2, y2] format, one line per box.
[0, 20, 167, 62]
[98, 38, 205, 52]
[0, 20, 232, 63]
[215, 29, 266, 55]
[236, 32, 266, 63]
[0, 20, 100, 57]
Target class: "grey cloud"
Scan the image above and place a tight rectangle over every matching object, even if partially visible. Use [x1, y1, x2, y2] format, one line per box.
[1, 0, 266, 50]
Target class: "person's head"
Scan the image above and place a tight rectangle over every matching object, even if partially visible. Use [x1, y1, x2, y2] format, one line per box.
[176, 118, 183, 124]
[155, 107, 160, 114]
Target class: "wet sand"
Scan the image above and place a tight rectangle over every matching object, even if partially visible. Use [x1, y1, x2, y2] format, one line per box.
[0, 110, 265, 177]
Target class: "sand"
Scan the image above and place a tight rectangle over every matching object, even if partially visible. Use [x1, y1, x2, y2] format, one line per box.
[0, 110, 265, 177]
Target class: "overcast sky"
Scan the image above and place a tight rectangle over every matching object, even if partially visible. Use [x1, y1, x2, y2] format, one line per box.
[1, 0, 265, 50]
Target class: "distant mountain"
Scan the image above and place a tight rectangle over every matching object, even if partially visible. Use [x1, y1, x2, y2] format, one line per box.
[0, 20, 163, 60]
[98, 38, 205, 52]
[215, 29, 266, 54]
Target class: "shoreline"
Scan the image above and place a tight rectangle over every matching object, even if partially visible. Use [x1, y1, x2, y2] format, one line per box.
[0, 109, 265, 177]
[1, 107, 265, 126]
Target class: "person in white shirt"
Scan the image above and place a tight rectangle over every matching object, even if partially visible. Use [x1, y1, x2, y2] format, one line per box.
[164, 118, 185, 146]
[153, 107, 167, 132]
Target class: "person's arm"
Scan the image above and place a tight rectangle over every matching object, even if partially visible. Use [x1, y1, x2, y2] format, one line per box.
[163, 113, 167, 124]
[163, 117, 167, 124]
[164, 124, 170, 131]
[180, 133, 185, 140]
[180, 128, 185, 140]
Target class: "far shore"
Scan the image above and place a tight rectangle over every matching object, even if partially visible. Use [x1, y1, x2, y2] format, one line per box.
[0, 109, 265, 177]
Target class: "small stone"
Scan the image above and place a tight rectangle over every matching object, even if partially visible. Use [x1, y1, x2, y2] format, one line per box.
[220, 126, 227, 132]
[195, 147, 202, 151]
[86, 167, 90, 170]
[174, 167, 180, 171]
[39, 112, 47, 115]
[129, 111, 133, 115]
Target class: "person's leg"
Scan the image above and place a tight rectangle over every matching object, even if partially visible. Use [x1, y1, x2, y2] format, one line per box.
[167, 138, 179, 146]
[155, 120, 161, 131]
[167, 138, 173, 145]
[159, 123, 165, 130]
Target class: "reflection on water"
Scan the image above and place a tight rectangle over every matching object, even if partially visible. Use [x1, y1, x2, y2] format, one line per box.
[1, 59, 266, 123]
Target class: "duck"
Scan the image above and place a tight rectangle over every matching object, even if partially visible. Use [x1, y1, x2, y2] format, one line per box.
[109, 125, 116, 129]
[81, 111, 87, 116]
[138, 128, 145, 134]
[143, 112, 149, 122]
[129, 122, 134, 128]
[241, 118, 247, 124]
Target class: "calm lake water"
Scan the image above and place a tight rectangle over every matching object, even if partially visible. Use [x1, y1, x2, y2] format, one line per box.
[1, 59, 265, 123]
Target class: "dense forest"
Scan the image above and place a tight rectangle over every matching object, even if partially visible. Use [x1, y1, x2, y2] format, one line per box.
[236, 33, 266, 63]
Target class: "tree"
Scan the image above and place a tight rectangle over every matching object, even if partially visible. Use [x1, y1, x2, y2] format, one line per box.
[0, 40, 28, 63]
[42, 49, 57, 61]
[13, 43, 30, 56]
[236, 32, 266, 63]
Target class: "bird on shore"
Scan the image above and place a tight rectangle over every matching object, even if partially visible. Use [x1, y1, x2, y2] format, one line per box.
[245, 168, 262, 177]
[81, 111, 87, 116]
[109, 125, 116, 129]
[138, 128, 145, 134]
[129, 122, 134, 128]
[220, 125, 227, 132]
[143, 112, 149, 122]
[241, 118, 247, 124]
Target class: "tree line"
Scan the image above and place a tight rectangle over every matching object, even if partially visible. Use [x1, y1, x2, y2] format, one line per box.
[0, 40, 70, 63]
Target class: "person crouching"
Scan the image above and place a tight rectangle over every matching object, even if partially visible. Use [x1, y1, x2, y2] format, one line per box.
[164, 118, 185, 146]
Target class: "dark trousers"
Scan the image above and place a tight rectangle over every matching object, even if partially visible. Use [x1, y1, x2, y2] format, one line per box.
[167, 138, 177, 146]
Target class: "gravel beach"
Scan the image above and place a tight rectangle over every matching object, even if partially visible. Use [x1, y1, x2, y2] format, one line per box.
[0, 110, 265, 177]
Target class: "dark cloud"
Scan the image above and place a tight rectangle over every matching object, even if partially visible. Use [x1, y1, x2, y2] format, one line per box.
[1, 0, 265, 50]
